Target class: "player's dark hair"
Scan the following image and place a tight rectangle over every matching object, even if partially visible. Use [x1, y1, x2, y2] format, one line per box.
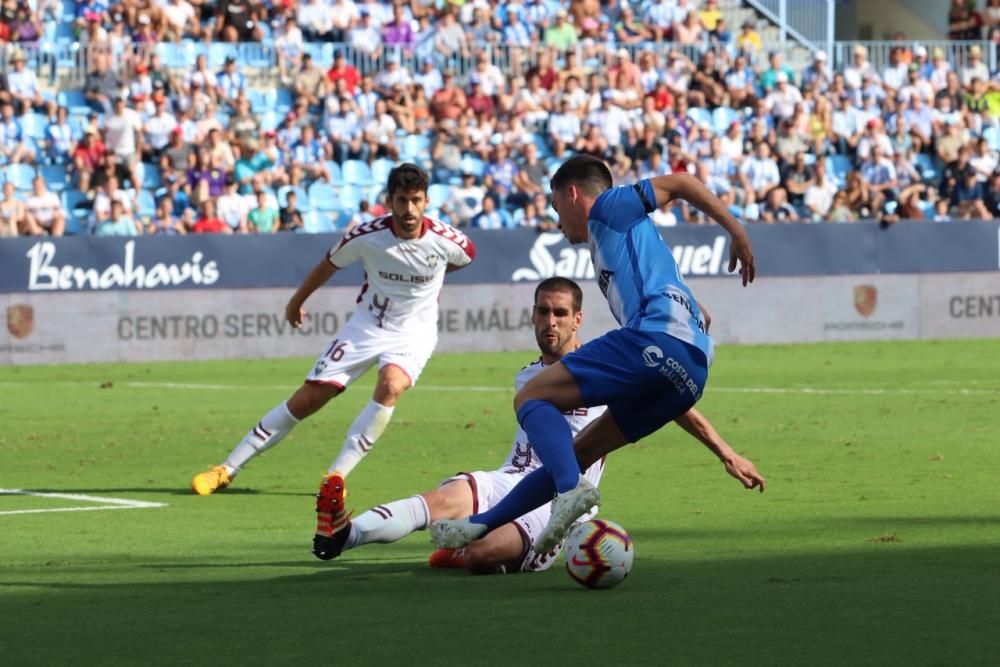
[550, 155, 613, 197]
[535, 277, 583, 313]
[387, 163, 429, 197]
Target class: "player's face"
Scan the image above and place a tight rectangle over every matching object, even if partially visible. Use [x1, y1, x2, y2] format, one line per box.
[389, 188, 427, 238]
[532, 290, 581, 358]
[551, 186, 589, 244]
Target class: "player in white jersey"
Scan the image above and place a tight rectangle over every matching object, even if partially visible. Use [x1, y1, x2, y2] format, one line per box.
[311, 277, 751, 573]
[189, 164, 476, 557]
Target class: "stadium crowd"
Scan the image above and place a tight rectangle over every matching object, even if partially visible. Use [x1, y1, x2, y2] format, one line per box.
[1, 0, 999, 238]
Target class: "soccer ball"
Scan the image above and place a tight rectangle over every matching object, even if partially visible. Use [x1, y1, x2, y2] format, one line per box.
[563, 519, 634, 589]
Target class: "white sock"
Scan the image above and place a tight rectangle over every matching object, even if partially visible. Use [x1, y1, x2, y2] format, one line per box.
[329, 400, 395, 477]
[345, 495, 430, 550]
[222, 402, 300, 476]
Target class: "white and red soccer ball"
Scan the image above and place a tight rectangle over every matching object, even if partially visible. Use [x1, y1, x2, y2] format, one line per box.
[563, 519, 634, 589]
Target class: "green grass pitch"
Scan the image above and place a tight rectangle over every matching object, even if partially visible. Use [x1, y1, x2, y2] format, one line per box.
[1, 339, 998, 666]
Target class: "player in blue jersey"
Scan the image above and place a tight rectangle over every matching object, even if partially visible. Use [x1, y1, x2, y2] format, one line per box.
[432, 154, 764, 553]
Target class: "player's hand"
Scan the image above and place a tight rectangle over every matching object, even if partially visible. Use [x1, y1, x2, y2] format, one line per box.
[723, 454, 766, 493]
[285, 301, 306, 328]
[727, 232, 756, 286]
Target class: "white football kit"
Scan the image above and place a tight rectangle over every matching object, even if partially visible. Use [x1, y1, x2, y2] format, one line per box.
[449, 359, 608, 572]
[306, 215, 476, 389]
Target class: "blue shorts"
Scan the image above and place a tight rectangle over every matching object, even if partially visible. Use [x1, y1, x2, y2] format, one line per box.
[561, 328, 708, 443]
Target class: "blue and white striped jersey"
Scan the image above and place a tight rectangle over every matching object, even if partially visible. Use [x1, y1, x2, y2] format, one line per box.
[588, 179, 714, 364]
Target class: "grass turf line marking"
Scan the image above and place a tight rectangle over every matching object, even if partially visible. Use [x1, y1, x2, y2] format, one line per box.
[0, 381, 996, 396]
[0, 489, 167, 516]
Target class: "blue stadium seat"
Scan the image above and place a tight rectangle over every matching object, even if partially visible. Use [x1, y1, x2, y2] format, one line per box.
[342, 160, 374, 186]
[825, 155, 852, 188]
[338, 185, 365, 211]
[985, 126, 1000, 152]
[40, 164, 67, 192]
[914, 154, 942, 183]
[275, 89, 294, 114]
[156, 43, 189, 70]
[308, 182, 340, 211]
[335, 210, 354, 229]
[140, 163, 162, 190]
[22, 113, 48, 140]
[326, 161, 343, 185]
[371, 158, 395, 185]
[248, 89, 269, 112]
[686, 107, 713, 129]
[62, 190, 91, 228]
[712, 107, 739, 134]
[303, 210, 336, 233]
[137, 189, 157, 218]
[401, 135, 431, 162]
[7, 164, 35, 191]
[427, 183, 452, 210]
[56, 89, 91, 117]
[209, 43, 238, 68]
[459, 155, 485, 178]
[259, 111, 279, 132]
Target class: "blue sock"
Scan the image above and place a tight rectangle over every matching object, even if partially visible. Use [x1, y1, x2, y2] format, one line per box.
[516, 399, 580, 493]
[469, 467, 556, 531]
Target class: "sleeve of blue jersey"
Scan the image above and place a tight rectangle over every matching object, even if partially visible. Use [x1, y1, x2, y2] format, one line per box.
[590, 180, 657, 233]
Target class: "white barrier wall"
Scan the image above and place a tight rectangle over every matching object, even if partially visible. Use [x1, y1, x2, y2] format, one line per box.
[2, 273, 998, 365]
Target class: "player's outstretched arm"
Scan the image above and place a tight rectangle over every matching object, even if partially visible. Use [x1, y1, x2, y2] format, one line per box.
[674, 408, 766, 492]
[648, 173, 756, 286]
[285, 259, 339, 328]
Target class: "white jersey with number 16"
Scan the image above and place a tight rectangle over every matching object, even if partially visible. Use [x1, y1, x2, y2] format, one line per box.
[327, 215, 476, 334]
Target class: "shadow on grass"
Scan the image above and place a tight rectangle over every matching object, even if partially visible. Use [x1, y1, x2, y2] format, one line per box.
[29, 487, 318, 497]
[1, 544, 998, 666]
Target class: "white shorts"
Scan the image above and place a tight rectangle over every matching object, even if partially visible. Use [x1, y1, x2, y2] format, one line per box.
[446, 470, 562, 573]
[305, 319, 436, 391]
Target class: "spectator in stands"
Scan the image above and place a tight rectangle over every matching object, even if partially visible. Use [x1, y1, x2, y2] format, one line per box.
[144, 93, 179, 162]
[95, 199, 140, 236]
[374, 54, 412, 98]
[953, 167, 991, 219]
[827, 190, 856, 223]
[802, 50, 831, 94]
[948, 0, 983, 40]
[433, 9, 467, 59]
[0, 182, 27, 237]
[450, 171, 485, 226]
[855, 118, 893, 162]
[327, 50, 361, 94]
[162, 0, 200, 41]
[781, 151, 814, 206]
[217, 176, 249, 233]
[882, 47, 908, 93]
[724, 54, 754, 108]
[844, 170, 875, 217]
[84, 53, 123, 115]
[985, 170, 1000, 218]
[6, 49, 44, 115]
[761, 50, 795, 93]
[960, 45, 990, 87]
[192, 199, 230, 234]
[765, 71, 803, 121]
[148, 197, 186, 235]
[739, 141, 781, 205]
[363, 99, 400, 160]
[216, 56, 247, 111]
[414, 59, 443, 99]
[472, 195, 513, 229]
[382, 3, 413, 47]
[933, 197, 952, 222]
[929, 48, 952, 92]
[893, 149, 921, 189]
[936, 118, 966, 166]
[736, 19, 762, 54]
[216, 0, 263, 42]
[24, 175, 65, 237]
[674, 9, 702, 45]
[248, 190, 279, 233]
[279, 190, 304, 232]
[0, 102, 31, 166]
[844, 45, 879, 92]
[545, 9, 577, 49]
[760, 187, 799, 223]
[295, 53, 328, 111]
[431, 72, 466, 122]
[861, 145, 898, 211]
[805, 160, 838, 220]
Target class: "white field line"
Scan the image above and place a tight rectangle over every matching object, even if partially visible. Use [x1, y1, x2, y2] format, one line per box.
[0, 380, 996, 396]
[0, 489, 167, 516]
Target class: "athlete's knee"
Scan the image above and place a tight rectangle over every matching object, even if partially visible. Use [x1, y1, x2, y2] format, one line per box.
[287, 383, 340, 419]
[374, 367, 411, 404]
[464, 542, 507, 575]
